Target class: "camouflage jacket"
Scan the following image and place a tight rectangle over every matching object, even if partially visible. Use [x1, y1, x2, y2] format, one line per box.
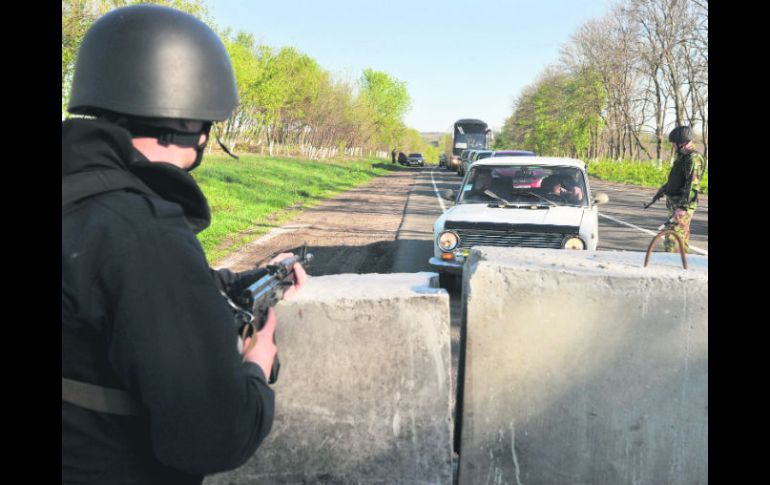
[661, 150, 705, 209]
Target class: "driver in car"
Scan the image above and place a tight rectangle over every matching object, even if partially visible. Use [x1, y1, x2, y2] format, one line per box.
[541, 175, 584, 204]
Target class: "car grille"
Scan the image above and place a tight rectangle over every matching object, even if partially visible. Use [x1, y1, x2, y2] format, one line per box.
[446, 222, 579, 250]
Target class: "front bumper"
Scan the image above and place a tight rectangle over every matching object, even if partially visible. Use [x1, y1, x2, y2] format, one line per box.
[428, 256, 464, 274]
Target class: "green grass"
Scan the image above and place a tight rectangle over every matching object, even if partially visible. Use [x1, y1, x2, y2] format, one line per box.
[586, 158, 708, 195]
[192, 154, 396, 263]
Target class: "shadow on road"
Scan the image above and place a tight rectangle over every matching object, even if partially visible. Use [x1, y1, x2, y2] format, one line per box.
[280, 240, 399, 277]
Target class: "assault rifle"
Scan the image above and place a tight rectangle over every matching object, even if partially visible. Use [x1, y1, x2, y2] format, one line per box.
[643, 190, 664, 209]
[225, 251, 313, 384]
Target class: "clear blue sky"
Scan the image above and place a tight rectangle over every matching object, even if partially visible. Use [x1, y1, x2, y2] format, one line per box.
[207, 0, 615, 133]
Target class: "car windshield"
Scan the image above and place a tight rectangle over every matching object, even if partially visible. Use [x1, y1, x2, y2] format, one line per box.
[455, 133, 487, 150]
[458, 164, 589, 207]
[409, 153, 422, 157]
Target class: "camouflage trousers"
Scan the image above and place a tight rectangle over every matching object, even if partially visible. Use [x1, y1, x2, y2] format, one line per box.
[664, 199, 696, 253]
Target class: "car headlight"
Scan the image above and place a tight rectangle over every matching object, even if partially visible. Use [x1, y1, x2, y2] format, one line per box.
[438, 231, 459, 252]
[562, 236, 586, 250]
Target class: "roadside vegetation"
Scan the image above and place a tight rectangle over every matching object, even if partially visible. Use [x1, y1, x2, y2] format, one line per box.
[193, 154, 395, 263]
[63, 0, 424, 159]
[587, 158, 708, 194]
[494, 0, 708, 169]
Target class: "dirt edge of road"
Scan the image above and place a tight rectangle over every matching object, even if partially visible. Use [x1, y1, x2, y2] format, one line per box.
[212, 169, 418, 276]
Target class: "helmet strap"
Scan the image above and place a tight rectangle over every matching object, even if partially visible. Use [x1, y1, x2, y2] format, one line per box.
[213, 123, 240, 160]
[123, 120, 212, 171]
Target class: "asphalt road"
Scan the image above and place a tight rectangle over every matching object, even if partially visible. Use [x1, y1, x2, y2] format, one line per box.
[391, 165, 709, 275]
[389, 165, 709, 416]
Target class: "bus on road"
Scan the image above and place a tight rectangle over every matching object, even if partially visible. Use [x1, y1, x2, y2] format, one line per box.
[444, 119, 490, 171]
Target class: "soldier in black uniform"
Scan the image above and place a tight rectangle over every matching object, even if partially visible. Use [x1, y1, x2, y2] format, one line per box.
[62, 5, 307, 484]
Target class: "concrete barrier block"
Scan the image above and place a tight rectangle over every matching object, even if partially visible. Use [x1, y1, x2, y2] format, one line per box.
[458, 248, 708, 485]
[206, 272, 453, 485]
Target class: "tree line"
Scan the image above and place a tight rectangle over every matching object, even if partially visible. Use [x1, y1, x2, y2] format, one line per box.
[62, 0, 430, 159]
[495, 0, 708, 162]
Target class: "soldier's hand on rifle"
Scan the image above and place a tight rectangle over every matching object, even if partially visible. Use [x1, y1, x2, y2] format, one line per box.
[264, 252, 308, 300]
[242, 308, 278, 379]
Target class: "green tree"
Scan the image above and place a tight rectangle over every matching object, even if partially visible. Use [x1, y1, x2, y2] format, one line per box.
[498, 67, 606, 159]
[62, 0, 211, 117]
[358, 69, 411, 150]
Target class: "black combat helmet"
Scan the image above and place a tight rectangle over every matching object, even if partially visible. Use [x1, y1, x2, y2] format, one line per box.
[67, 4, 238, 122]
[668, 126, 694, 145]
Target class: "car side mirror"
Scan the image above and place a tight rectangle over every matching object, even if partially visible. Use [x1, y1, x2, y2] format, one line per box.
[440, 189, 456, 201]
[593, 192, 609, 205]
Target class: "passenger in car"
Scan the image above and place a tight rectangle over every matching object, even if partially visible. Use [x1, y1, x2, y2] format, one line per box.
[471, 170, 493, 192]
[463, 171, 495, 202]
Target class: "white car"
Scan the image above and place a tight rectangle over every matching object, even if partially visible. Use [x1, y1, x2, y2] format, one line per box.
[429, 156, 609, 285]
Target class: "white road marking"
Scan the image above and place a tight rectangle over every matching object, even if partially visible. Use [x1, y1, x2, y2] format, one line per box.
[598, 212, 708, 256]
[430, 168, 447, 213]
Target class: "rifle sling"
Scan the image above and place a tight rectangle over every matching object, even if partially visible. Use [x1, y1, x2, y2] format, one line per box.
[62, 377, 142, 416]
[62, 170, 154, 416]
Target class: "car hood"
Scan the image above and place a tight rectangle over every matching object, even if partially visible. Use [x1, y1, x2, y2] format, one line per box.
[442, 203, 585, 227]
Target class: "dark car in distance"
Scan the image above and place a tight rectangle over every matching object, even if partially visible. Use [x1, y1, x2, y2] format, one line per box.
[403, 153, 425, 167]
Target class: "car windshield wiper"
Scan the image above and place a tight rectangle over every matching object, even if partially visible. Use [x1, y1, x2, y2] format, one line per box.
[484, 189, 516, 207]
[526, 191, 558, 207]
[483, 190, 547, 209]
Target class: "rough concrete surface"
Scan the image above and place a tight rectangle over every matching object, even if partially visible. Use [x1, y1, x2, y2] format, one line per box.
[205, 272, 453, 485]
[457, 247, 708, 485]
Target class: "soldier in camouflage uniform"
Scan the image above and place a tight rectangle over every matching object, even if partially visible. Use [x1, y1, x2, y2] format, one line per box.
[653, 126, 706, 253]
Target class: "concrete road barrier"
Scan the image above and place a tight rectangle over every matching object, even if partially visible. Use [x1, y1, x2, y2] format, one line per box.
[457, 247, 708, 485]
[206, 272, 453, 485]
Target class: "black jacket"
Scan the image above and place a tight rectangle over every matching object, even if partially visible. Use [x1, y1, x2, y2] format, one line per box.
[62, 119, 274, 484]
[663, 151, 695, 198]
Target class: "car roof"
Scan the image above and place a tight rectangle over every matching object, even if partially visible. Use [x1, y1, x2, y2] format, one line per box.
[493, 150, 534, 155]
[473, 156, 586, 169]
